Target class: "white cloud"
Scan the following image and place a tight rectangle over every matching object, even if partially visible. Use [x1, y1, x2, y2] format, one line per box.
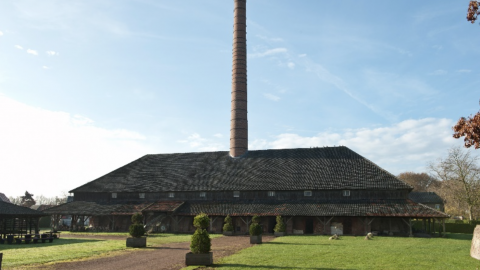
[457, 69, 471, 73]
[213, 133, 223, 138]
[250, 48, 287, 58]
[0, 31, 3, 36]
[42, 66, 50, 69]
[0, 95, 152, 197]
[250, 118, 462, 174]
[428, 69, 447, 75]
[178, 133, 225, 151]
[15, 45, 23, 50]
[263, 93, 280, 102]
[298, 54, 307, 57]
[46, 50, 58, 56]
[287, 62, 295, 69]
[27, 49, 38, 55]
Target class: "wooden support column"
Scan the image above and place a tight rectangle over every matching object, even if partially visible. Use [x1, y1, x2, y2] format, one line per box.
[209, 217, 218, 232]
[442, 219, 446, 237]
[433, 219, 436, 236]
[401, 218, 413, 237]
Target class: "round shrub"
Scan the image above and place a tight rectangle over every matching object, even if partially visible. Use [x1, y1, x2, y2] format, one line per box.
[129, 224, 145, 238]
[193, 213, 210, 229]
[190, 228, 211, 254]
[249, 222, 262, 236]
[274, 215, 286, 233]
[223, 215, 234, 232]
[252, 215, 260, 224]
[131, 213, 143, 224]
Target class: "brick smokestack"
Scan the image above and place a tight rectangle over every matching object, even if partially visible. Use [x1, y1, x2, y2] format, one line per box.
[230, 0, 248, 157]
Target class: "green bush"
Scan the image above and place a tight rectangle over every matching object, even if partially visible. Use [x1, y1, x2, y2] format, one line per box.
[129, 212, 145, 238]
[223, 215, 234, 232]
[190, 228, 211, 254]
[129, 224, 145, 238]
[445, 223, 476, 234]
[274, 215, 286, 233]
[193, 213, 210, 229]
[249, 215, 262, 236]
[131, 213, 143, 224]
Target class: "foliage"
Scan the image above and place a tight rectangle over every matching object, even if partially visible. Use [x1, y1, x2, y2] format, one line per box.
[223, 215, 234, 232]
[453, 107, 480, 149]
[273, 216, 286, 233]
[214, 235, 480, 269]
[190, 229, 212, 254]
[20, 191, 36, 208]
[249, 215, 262, 236]
[468, 1, 480, 24]
[429, 147, 480, 220]
[397, 172, 439, 192]
[129, 213, 145, 238]
[131, 213, 143, 224]
[193, 213, 210, 229]
[129, 224, 145, 238]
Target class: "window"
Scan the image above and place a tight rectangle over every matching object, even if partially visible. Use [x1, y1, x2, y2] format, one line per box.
[343, 190, 351, 197]
[139, 193, 145, 199]
[304, 191, 312, 197]
[435, 204, 440, 210]
[111, 193, 117, 199]
[200, 192, 206, 198]
[268, 191, 275, 197]
[234, 191, 240, 197]
[168, 192, 175, 198]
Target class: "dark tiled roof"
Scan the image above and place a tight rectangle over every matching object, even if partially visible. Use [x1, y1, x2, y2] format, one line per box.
[176, 200, 448, 218]
[42, 201, 183, 216]
[408, 192, 443, 204]
[70, 147, 412, 193]
[0, 201, 46, 216]
[0, 193, 10, 203]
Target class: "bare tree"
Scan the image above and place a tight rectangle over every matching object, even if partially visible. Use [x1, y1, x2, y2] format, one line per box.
[397, 172, 439, 192]
[8, 196, 22, 205]
[429, 147, 480, 220]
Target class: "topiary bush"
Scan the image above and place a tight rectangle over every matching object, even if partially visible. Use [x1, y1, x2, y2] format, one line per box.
[274, 215, 286, 233]
[249, 215, 262, 236]
[223, 215, 234, 232]
[190, 213, 211, 254]
[129, 213, 145, 238]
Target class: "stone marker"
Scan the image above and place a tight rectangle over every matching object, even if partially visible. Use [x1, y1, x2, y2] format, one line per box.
[471, 225, 480, 260]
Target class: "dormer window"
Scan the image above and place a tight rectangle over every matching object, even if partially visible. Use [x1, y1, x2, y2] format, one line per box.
[168, 192, 175, 198]
[139, 193, 145, 199]
[304, 191, 312, 197]
[268, 191, 275, 197]
[234, 191, 240, 197]
[200, 192, 206, 198]
[111, 193, 117, 199]
[435, 204, 440, 210]
[343, 190, 351, 197]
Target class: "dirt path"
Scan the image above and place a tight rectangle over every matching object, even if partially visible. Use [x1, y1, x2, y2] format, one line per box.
[31, 235, 274, 270]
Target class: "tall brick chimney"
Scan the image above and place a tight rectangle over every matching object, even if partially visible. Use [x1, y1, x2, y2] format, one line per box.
[230, 0, 248, 157]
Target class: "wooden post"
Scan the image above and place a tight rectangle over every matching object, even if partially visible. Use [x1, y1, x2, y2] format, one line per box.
[442, 219, 446, 237]
[409, 218, 413, 237]
[428, 218, 431, 234]
[433, 219, 436, 236]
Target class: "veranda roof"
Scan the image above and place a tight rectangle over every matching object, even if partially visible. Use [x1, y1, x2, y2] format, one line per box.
[0, 201, 46, 217]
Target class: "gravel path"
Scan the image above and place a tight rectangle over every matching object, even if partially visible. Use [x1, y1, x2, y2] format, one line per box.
[30, 235, 274, 270]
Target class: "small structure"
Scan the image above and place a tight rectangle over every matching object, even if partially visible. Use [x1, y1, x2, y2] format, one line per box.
[409, 192, 446, 235]
[0, 201, 46, 237]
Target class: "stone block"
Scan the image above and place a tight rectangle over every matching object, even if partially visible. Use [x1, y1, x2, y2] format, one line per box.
[185, 252, 213, 266]
[471, 225, 480, 260]
[126, 237, 146, 248]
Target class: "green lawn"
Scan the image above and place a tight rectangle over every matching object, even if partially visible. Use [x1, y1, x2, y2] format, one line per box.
[0, 233, 220, 269]
[186, 234, 480, 270]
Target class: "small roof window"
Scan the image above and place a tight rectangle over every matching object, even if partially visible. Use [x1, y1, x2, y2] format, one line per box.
[304, 191, 312, 197]
[234, 191, 240, 197]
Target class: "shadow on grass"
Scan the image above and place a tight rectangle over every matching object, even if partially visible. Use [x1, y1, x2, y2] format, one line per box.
[211, 264, 353, 269]
[265, 242, 329, 246]
[0, 238, 103, 250]
[444, 233, 473, 241]
[144, 246, 189, 250]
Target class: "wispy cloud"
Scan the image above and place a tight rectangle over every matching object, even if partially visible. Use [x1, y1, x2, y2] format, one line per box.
[250, 118, 460, 174]
[256, 34, 283, 42]
[250, 48, 287, 58]
[457, 69, 471, 73]
[46, 51, 59, 56]
[178, 133, 224, 151]
[263, 93, 280, 102]
[213, 133, 223, 138]
[428, 69, 447, 75]
[42, 66, 50, 69]
[287, 62, 295, 69]
[298, 54, 307, 58]
[0, 31, 3, 36]
[27, 49, 38, 56]
[15, 45, 23, 50]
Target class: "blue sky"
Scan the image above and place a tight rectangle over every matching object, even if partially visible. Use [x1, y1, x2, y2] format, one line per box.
[1, 0, 479, 198]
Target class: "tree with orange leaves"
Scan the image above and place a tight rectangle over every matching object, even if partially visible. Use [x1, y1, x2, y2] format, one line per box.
[468, 1, 480, 23]
[453, 104, 480, 149]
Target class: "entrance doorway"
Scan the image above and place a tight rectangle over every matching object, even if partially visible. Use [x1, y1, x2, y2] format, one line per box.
[267, 217, 276, 233]
[305, 218, 314, 234]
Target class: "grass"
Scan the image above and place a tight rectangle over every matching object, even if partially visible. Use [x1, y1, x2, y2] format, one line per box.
[185, 234, 480, 270]
[0, 233, 221, 269]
